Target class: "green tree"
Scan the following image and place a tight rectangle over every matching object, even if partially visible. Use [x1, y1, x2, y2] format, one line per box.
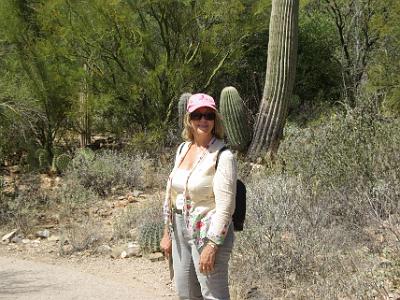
[367, 0, 400, 115]
[292, 8, 342, 121]
[310, 0, 381, 107]
[0, 0, 77, 164]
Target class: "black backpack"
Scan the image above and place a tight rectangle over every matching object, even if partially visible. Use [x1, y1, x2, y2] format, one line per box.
[216, 146, 246, 232]
[178, 143, 246, 231]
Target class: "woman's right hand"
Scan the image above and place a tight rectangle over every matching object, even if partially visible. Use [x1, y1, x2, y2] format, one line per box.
[160, 231, 172, 258]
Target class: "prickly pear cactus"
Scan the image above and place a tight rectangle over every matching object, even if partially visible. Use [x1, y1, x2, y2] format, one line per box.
[71, 148, 95, 169]
[138, 221, 163, 253]
[55, 154, 71, 173]
[178, 93, 192, 130]
[220, 86, 252, 152]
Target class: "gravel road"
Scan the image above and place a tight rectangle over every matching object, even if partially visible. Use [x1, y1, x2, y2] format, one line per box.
[0, 256, 176, 300]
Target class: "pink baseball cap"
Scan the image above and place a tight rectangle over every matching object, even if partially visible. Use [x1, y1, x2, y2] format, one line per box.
[187, 93, 216, 113]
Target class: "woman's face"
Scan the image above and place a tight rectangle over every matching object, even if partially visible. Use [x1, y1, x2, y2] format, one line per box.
[189, 107, 215, 138]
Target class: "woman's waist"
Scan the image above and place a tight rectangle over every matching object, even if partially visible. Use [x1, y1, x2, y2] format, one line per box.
[171, 190, 214, 208]
[174, 204, 216, 217]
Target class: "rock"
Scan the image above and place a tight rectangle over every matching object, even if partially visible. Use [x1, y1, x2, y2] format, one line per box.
[378, 258, 393, 268]
[127, 195, 137, 203]
[48, 235, 60, 242]
[22, 239, 31, 244]
[9, 165, 20, 174]
[41, 224, 56, 229]
[61, 244, 74, 255]
[27, 233, 35, 240]
[36, 229, 50, 239]
[99, 209, 113, 217]
[388, 292, 400, 300]
[11, 235, 23, 244]
[148, 252, 164, 262]
[54, 176, 62, 186]
[127, 242, 141, 257]
[96, 244, 112, 256]
[114, 200, 129, 208]
[111, 246, 124, 259]
[1, 229, 18, 242]
[120, 251, 128, 259]
[120, 243, 141, 258]
[133, 190, 143, 197]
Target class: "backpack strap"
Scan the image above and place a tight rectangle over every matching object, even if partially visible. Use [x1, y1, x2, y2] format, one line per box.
[215, 146, 228, 170]
[178, 142, 186, 155]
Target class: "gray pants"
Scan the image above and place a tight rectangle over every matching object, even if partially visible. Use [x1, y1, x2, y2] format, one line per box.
[171, 213, 234, 300]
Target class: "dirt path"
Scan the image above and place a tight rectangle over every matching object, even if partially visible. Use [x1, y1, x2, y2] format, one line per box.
[0, 246, 177, 300]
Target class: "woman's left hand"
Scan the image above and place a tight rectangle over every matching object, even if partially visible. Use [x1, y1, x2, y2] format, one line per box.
[199, 244, 217, 274]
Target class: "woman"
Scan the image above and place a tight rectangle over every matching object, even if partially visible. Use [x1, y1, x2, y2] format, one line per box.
[160, 93, 237, 300]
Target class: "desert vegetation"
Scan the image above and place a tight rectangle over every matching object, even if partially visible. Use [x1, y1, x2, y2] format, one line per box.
[231, 102, 400, 298]
[1, 0, 400, 299]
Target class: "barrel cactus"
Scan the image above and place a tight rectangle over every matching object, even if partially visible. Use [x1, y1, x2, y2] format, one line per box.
[220, 86, 252, 152]
[178, 93, 192, 130]
[138, 221, 164, 253]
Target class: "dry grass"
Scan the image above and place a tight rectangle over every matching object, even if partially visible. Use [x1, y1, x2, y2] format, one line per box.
[230, 106, 400, 299]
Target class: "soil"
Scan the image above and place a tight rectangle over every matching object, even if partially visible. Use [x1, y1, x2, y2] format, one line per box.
[0, 234, 176, 300]
[0, 172, 177, 300]
[0, 233, 176, 299]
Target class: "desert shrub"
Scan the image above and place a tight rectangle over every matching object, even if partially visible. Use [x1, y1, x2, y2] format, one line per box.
[55, 178, 99, 222]
[231, 105, 400, 299]
[0, 175, 50, 234]
[113, 194, 164, 252]
[278, 105, 400, 228]
[67, 149, 146, 196]
[127, 126, 181, 155]
[231, 174, 380, 299]
[59, 218, 105, 255]
[0, 177, 13, 225]
[128, 128, 166, 154]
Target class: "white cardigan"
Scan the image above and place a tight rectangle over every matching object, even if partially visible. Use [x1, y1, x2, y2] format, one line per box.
[163, 138, 237, 247]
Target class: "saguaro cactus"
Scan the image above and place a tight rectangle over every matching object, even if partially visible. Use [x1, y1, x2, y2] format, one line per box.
[178, 93, 192, 130]
[79, 63, 91, 148]
[248, 0, 299, 158]
[220, 86, 252, 152]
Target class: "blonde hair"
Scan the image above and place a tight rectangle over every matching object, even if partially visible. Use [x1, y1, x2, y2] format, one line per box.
[181, 111, 225, 141]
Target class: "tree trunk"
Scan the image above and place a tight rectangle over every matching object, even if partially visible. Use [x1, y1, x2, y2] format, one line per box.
[248, 0, 299, 159]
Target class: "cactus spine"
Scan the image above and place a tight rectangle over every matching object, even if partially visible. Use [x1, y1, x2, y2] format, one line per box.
[138, 221, 163, 253]
[178, 93, 192, 130]
[220, 87, 252, 152]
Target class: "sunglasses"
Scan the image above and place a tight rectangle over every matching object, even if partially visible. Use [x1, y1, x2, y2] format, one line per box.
[190, 112, 216, 121]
